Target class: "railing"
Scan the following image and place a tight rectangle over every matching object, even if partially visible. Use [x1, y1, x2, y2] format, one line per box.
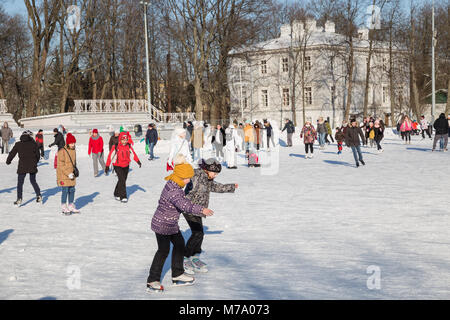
[73, 99, 195, 123]
[0, 99, 7, 114]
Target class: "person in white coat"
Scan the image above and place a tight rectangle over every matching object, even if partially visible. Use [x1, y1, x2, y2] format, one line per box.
[224, 123, 242, 169]
[167, 128, 193, 171]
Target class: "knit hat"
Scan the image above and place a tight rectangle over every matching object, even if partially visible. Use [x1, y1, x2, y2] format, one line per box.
[92, 129, 98, 134]
[66, 133, 76, 145]
[165, 163, 195, 188]
[199, 158, 222, 173]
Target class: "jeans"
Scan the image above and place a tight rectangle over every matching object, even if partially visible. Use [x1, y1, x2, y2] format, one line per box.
[433, 134, 448, 150]
[147, 231, 185, 283]
[193, 148, 202, 162]
[17, 173, 41, 200]
[148, 142, 155, 159]
[286, 133, 293, 146]
[350, 145, 363, 164]
[318, 133, 326, 146]
[61, 186, 75, 204]
[375, 139, 382, 150]
[183, 214, 204, 258]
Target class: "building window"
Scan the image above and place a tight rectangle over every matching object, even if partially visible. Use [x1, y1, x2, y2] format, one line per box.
[282, 57, 289, 73]
[261, 60, 267, 74]
[261, 89, 268, 107]
[242, 89, 248, 109]
[382, 86, 389, 104]
[282, 88, 290, 107]
[305, 87, 312, 105]
[304, 56, 311, 71]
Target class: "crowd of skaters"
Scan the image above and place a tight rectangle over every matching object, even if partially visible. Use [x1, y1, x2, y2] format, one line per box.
[2, 112, 450, 291]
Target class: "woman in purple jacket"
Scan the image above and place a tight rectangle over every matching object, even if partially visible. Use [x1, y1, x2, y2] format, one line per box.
[147, 162, 214, 292]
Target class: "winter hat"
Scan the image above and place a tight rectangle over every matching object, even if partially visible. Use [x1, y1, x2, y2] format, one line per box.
[165, 163, 195, 188]
[199, 158, 222, 173]
[173, 154, 187, 166]
[92, 129, 98, 134]
[22, 130, 33, 136]
[53, 128, 59, 133]
[66, 133, 76, 145]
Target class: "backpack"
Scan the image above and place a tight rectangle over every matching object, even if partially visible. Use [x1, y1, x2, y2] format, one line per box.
[369, 129, 375, 139]
[225, 128, 233, 141]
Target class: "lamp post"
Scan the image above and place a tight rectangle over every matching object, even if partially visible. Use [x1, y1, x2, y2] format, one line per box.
[140, 1, 152, 118]
[431, 0, 436, 122]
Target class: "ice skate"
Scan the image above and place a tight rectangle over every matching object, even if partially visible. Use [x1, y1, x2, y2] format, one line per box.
[61, 204, 71, 216]
[121, 198, 128, 203]
[172, 273, 195, 286]
[146, 281, 164, 293]
[36, 195, 43, 204]
[360, 160, 365, 166]
[14, 199, 22, 207]
[190, 255, 208, 273]
[115, 196, 121, 201]
[183, 257, 195, 275]
[68, 203, 80, 214]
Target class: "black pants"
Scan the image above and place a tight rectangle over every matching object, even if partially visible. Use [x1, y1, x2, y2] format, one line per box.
[37, 145, 44, 158]
[147, 231, 185, 283]
[421, 129, 431, 139]
[183, 214, 204, 258]
[114, 166, 129, 199]
[304, 143, 314, 154]
[17, 173, 41, 200]
[403, 131, 411, 142]
[375, 139, 382, 150]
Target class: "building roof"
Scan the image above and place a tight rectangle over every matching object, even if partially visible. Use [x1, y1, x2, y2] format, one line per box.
[229, 23, 404, 56]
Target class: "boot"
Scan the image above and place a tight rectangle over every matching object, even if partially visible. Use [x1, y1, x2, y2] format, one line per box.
[68, 203, 80, 214]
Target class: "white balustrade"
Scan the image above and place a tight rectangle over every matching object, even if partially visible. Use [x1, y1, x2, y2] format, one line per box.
[72, 99, 195, 123]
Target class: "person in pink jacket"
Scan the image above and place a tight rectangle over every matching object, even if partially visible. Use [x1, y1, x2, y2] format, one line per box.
[400, 115, 413, 144]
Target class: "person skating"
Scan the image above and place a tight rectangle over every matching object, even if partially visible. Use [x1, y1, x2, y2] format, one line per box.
[48, 127, 65, 169]
[109, 130, 120, 151]
[400, 115, 413, 144]
[105, 132, 142, 202]
[35, 129, 45, 159]
[316, 117, 327, 149]
[420, 116, 432, 139]
[182, 158, 237, 274]
[191, 122, 204, 163]
[325, 120, 334, 144]
[6, 130, 42, 206]
[167, 128, 193, 170]
[368, 122, 375, 148]
[147, 162, 214, 292]
[432, 113, 449, 152]
[57, 133, 80, 215]
[374, 120, 384, 153]
[345, 119, 366, 168]
[1, 122, 13, 154]
[300, 121, 316, 158]
[281, 118, 295, 147]
[263, 120, 275, 150]
[145, 123, 158, 161]
[88, 129, 106, 177]
[335, 127, 345, 155]
[224, 122, 242, 169]
[212, 124, 226, 162]
[254, 121, 262, 150]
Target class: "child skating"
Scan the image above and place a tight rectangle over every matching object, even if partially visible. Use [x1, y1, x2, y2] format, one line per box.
[300, 121, 316, 158]
[335, 127, 345, 155]
[147, 161, 214, 292]
[182, 158, 237, 274]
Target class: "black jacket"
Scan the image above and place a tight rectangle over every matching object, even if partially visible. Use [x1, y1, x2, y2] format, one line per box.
[433, 114, 449, 135]
[49, 132, 65, 150]
[211, 128, 226, 146]
[374, 127, 384, 141]
[344, 126, 365, 147]
[109, 135, 119, 151]
[6, 134, 40, 174]
[282, 121, 295, 134]
[145, 129, 158, 145]
[265, 124, 273, 137]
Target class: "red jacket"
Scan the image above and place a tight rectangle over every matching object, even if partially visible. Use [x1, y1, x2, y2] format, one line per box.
[106, 132, 140, 168]
[88, 136, 104, 155]
[35, 134, 44, 145]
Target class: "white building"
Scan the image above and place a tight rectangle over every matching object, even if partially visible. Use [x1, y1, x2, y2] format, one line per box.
[228, 19, 409, 128]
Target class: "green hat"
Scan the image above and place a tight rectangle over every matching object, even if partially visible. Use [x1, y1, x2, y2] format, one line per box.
[120, 126, 125, 133]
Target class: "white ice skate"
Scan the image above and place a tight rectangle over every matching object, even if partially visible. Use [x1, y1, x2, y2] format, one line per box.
[172, 273, 195, 286]
[121, 198, 128, 203]
[146, 281, 164, 293]
[68, 203, 80, 214]
[115, 196, 121, 201]
[190, 255, 208, 273]
[61, 204, 71, 216]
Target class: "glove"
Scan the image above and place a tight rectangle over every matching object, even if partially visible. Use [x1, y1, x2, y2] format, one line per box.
[105, 167, 109, 175]
[137, 161, 142, 168]
[68, 173, 74, 180]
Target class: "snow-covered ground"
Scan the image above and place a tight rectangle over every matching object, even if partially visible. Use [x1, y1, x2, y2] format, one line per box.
[0, 130, 449, 300]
